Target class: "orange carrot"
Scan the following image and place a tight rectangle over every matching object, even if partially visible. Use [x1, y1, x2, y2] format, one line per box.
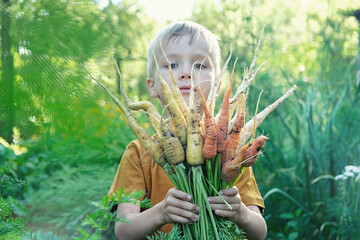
[241, 135, 269, 167]
[220, 143, 249, 182]
[221, 144, 249, 182]
[221, 135, 268, 182]
[221, 110, 245, 164]
[199, 86, 217, 160]
[220, 160, 241, 183]
[216, 58, 237, 152]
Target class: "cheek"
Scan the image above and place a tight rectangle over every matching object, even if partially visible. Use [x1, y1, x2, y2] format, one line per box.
[158, 70, 172, 87]
[198, 74, 214, 96]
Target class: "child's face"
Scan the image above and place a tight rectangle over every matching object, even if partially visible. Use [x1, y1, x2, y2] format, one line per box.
[147, 34, 216, 106]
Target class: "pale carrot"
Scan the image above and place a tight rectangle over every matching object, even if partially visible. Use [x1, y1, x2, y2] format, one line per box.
[228, 26, 267, 115]
[239, 85, 297, 145]
[208, 52, 232, 114]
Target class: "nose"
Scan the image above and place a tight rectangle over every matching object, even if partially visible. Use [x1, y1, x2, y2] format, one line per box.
[178, 65, 191, 80]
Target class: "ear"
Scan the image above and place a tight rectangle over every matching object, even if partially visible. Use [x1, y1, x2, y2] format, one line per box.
[147, 77, 158, 98]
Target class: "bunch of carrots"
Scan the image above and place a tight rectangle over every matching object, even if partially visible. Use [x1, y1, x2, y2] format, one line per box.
[86, 28, 296, 240]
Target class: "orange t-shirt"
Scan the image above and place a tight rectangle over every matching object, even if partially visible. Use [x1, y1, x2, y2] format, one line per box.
[108, 139, 265, 234]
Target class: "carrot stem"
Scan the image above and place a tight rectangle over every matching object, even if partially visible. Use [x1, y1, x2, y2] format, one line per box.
[213, 153, 221, 192]
[192, 166, 220, 240]
[206, 159, 213, 191]
[204, 177, 232, 210]
[162, 163, 178, 188]
[174, 163, 191, 194]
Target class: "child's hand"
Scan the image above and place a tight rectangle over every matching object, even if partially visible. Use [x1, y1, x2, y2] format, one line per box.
[207, 186, 244, 223]
[160, 188, 199, 224]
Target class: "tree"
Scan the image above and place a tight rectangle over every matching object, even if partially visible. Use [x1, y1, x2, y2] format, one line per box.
[1, 0, 14, 143]
[0, 0, 154, 139]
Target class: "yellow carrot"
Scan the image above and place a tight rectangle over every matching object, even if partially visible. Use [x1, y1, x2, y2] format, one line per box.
[112, 57, 163, 134]
[157, 118, 185, 165]
[85, 71, 166, 166]
[186, 63, 204, 166]
[150, 45, 187, 146]
[159, 43, 190, 122]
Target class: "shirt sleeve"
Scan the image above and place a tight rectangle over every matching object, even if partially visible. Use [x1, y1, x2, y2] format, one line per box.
[235, 166, 265, 212]
[108, 140, 146, 200]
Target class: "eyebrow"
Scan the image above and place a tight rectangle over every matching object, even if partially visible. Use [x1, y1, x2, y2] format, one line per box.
[163, 53, 209, 61]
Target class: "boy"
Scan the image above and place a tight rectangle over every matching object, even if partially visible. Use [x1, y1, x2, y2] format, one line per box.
[108, 21, 267, 240]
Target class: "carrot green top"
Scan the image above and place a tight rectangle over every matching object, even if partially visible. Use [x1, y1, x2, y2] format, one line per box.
[108, 139, 265, 234]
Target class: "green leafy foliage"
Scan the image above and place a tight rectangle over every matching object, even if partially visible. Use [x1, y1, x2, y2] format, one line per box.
[216, 219, 246, 239]
[81, 188, 151, 233]
[146, 224, 183, 240]
[0, 197, 25, 239]
[22, 230, 62, 240]
[24, 164, 117, 238]
[0, 141, 60, 240]
[0, 142, 26, 239]
[0, 0, 154, 140]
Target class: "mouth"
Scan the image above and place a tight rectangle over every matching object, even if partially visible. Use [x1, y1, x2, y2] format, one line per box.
[179, 86, 193, 94]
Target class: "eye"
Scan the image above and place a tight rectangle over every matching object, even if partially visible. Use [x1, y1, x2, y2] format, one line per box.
[194, 63, 207, 70]
[170, 63, 178, 69]
[165, 63, 178, 69]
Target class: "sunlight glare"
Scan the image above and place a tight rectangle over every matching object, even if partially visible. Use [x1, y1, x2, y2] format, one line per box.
[98, 0, 194, 23]
[138, 0, 194, 22]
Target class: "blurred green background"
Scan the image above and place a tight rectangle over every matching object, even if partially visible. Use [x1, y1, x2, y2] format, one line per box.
[1, 0, 360, 239]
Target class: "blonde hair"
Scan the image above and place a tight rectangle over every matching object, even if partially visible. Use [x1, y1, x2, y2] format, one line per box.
[147, 21, 221, 79]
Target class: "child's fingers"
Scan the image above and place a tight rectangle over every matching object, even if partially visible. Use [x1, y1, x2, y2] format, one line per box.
[167, 194, 199, 212]
[167, 206, 199, 223]
[163, 188, 199, 223]
[218, 186, 239, 196]
[213, 209, 238, 219]
[168, 188, 193, 201]
[209, 202, 241, 211]
[208, 194, 242, 205]
[168, 214, 197, 224]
